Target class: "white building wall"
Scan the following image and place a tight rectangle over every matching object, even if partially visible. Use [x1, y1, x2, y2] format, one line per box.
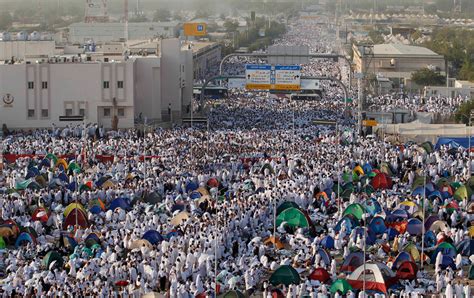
[0, 41, 55, 61]
[133, 57, 162, 122]
[0, 61, 134, 129]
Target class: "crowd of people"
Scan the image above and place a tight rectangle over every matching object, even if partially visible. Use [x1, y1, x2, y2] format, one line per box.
[0, 19, 473, 298]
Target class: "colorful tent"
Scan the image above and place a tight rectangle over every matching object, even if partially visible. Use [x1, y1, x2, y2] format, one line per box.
[396, 261, 418, 280]
[15, 232, 36, 248]
[321, 235, 334, 249]
[372, 173, 392, 190]
[275, 207, 311, 229]
[368, 216, 386, 235]
[406, 218, 423, 236]
[330, 279, 353, 295]
[108, 198, 131, 211]
[170, 211, 190, 226]
[309, 268, 330, 283]
[391, 252, 414, 270]
[142, 230, 164, 245]
[32, 207, 50, 223]
[42, 251, 63, 269]
[64, 203, 86, 217]
[456, 239, 473, 257]
[347, 262, 397, 294]
[341, 251, 365, 273]
[0, 236, 5, 249]
[263, 236, 284, 250]
[62, 208, 89, 230]
[403, 243, 421, 261]
[130, 239, 153, 250]
[342, 203, 365, 220]
[269, 265, 301, 286]
[429, 220, 449, 233]
[276, 201, 300, 215]
[432, 242, 457, 260]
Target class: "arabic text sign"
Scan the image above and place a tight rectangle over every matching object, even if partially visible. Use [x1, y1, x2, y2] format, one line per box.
[245, 65, 271, 90]
[274, 65, 301, 90]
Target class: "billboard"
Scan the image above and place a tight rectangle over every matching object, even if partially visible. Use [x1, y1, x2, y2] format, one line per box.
[183, 23, 207, 36]
[245, 65, 272, 90]
[274, 65, 301, 90]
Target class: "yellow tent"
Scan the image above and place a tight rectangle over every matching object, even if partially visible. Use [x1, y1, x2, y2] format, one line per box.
[55, 158, 68, 170]
[197, 187, 210, 196]
[469, 226, 474, 238]
[264, 236, 285, 250]
[353, 165, 364, 176]
[403, 243, 420, 261]
[64, 203, 87, 217]
[130, 239, 153, 250]
[170, 212, 190, 226]
[101, 180, 116, 189]
[198, 195, 211, 205]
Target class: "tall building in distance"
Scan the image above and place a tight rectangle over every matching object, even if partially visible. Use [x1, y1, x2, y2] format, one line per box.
[85, 0, 110, 23]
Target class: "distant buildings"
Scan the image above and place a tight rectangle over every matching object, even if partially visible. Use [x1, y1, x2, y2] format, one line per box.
[68, 22, 180, 43]
[353, 44, 445, 89]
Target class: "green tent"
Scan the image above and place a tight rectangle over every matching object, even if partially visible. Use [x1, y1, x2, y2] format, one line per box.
[276, 201, 299, 215]
[68, 162, 81, 173]
[436, 177, 451, 188]
[342, 203, 365, 220]
[342, 172, 351, 183]
[412, 176, 428, 190]
[469, 264, 474, 280]
[45, 153, 58, 165]
[276, 207, 310, 229]
[269, 265, 301, 286]
[454, 185, 469, 201]
[221, 290, 246, 298]
[379, 162, 393, 176]
[330, 279, 352, 295]
[420, 141, 434, 154]
[0, 236, 5, 249]
[42, 251, 63, 269]
[341, 189, 353, 199]
[15, 179, 33, 190]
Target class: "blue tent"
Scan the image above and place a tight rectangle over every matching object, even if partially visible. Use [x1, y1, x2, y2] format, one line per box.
[142, 230, 164, 245]
[312, 248, 331, 267]
[362, 163, 373, 174]
[85, 233, 100, 244]
[392, 252, 413, 270]
[40, 158, 51, 168]
[386, 208, 409, 222]
[321, 235, 334, 249]
[439, 255, 456, 270]
[335, 216, 357, 233]
[368, 216, 386, 235]
[432, 243, 457, 260]
[363, 198, 382, 216]
[428, 190, 442, 200]
[190, 191, 202, 200]
[166, 231, 181, 239]
[185, 181, 198, 193]
[108, 198, 130, 211]
[90, 205, 102, 214]
[171, 203, 185, 213]
[58, 172, 68, 182]
[412, 186, 429, 197]
[15, 232, 35, 248]
[456, 239, 473, 257]
[67, 182, 78, 192]
[436, 137, 474, 149]
[386, 227, 400, 241]
[407, 218, 423, 236]
[424, 230, 436, 248]
[341, 251, 365, 272]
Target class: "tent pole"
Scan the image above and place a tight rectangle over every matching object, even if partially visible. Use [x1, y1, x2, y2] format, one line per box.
[421, 171, 426, 269]
[363, 214, 366, 297]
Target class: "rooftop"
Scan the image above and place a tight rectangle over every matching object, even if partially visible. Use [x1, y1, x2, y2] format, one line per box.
[373, 44, 440, 56]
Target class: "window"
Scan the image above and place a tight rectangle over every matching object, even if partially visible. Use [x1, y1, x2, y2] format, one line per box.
[117, 81, 124, 88]
[79, 108, 85, 117]
[42, 81, 48, 89]
[103, 81, 110, 89]
[28, 81, 34, 89]
[103, 108, 111, 117]
[28, 109, 35, 118]
[118, 108, 125, 117]
[65, 108, 73, 116]
[41, 109, 48, 118]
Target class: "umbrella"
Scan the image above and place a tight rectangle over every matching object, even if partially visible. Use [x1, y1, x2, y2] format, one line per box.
[269, 265, 301, 286]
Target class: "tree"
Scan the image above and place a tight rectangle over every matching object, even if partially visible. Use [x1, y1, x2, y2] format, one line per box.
[368, 30, 384, 45]
[223, 20, 239, 33]
[411, 68, 446, 87]
[455, 100, 474, 124]
[195, 9, 211, 19]
[153, 9, 171, 22]
[0, 12, 13, 30]
[425, 4, 438, 14]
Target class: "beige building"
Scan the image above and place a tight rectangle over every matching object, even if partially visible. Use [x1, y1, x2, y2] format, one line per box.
[0, 39, 193, 129]
[182, 41, 222, 81]
[353, 44, 445, 89]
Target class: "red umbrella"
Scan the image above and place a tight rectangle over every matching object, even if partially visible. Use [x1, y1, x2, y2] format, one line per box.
[207, 178, 219, 188]
[115, 280, 129, 287]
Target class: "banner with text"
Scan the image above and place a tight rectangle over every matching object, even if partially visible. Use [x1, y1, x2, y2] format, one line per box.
[274, 65, 301, 90]
[245, 65, 272, 90]
[245, 64, 301, 91]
